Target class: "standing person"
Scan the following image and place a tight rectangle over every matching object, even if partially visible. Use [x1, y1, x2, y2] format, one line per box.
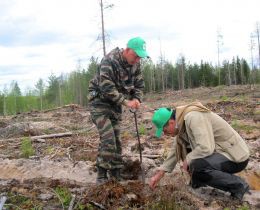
[149, 101, 250, 200]
[88, 37, 149, 184]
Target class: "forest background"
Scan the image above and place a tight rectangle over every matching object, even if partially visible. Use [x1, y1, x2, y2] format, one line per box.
[0, 54, 259, 115]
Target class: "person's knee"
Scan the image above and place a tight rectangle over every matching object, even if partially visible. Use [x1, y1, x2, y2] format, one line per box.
[189, 159, 213, 182]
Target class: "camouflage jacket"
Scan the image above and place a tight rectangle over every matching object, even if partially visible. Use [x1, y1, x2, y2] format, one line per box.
[88, 47, 144, 110]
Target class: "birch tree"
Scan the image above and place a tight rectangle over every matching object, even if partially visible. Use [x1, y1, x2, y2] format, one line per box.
[35, 78, 44, 110]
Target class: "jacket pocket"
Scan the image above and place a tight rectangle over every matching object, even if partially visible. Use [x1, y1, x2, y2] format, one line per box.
[216, 135, 249, 162]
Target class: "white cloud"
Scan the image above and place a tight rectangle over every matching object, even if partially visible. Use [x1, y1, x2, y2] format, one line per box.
[0, 0, 260, 92]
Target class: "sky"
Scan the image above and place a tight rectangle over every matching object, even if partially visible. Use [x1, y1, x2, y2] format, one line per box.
[0, 0, 260, 93]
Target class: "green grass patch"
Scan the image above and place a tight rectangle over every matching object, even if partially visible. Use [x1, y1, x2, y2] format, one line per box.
[74, 203, 94, 210]
[220, 95, 229, 101]
[224, 204, 250, 210]
[54, 186, 72, 208]
[20, 137, 35, 158]
[5, 192, 43, 210]
[236, 204, 250, 210]
[44, 145, 55, 155]
[138, 123, 147, 135]
[231, 120, 256, 133]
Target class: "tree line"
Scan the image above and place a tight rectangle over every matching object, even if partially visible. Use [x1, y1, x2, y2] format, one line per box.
[0, 56, 259, 115]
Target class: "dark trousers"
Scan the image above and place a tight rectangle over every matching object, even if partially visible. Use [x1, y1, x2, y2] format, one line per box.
[189, 153, 249, 194]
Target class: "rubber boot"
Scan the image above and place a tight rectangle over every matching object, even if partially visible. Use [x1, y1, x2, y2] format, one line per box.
[231, 183, 250, 200]
[110, 169, 122, 181]
[96, 167, 108, 185]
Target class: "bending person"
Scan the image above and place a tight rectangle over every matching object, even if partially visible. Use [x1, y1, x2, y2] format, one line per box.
[149, 101, 250, 200]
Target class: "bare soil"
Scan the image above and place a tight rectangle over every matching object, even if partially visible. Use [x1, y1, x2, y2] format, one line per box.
[0, 85, 259, 210]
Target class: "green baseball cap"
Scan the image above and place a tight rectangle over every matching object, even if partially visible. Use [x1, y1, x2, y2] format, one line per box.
[152, 108, 173, 137]
[127, 37, 148, 58]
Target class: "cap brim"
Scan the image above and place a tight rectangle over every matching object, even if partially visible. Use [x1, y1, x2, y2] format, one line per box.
[155, 127, 163, 138]
[135, 50, 148, 58]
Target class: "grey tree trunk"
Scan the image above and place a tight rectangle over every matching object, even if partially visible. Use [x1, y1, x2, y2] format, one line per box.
[256, 22, 260, 69]
[100, 0, 106, 56]
[233, 63, 237, 85]
[240, 60, 244, 85]
[228, 63, 231, 86]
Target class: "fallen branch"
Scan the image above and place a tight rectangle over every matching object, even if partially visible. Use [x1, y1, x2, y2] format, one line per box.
[88, 201, 106, 210]
[67, 146, 74, 162]
[0, 196, 7, 210]
[31, 132, 73, 140]
[68, 194, 76, 210]
[123, 154, 161, 159]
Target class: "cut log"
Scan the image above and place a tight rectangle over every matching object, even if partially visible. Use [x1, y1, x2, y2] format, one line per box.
[31, 132, 73, 140]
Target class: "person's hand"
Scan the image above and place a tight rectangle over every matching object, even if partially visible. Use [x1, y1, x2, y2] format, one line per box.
[133, 99, 141, 109]
[149, 170, 165, 190]
[182, 159, 189, 173]
[125, 99, 140, 109]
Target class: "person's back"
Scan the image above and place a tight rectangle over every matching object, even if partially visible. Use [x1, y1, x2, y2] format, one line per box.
[184, 111, 250, 163]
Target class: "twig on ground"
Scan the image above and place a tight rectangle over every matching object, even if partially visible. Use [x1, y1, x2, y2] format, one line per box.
[67, 146, 73, 162]
[68, 194, 76, 210]
[88, 201, 106, 210]
[50, 148, 61, 159]
[84, 142, 96, 149]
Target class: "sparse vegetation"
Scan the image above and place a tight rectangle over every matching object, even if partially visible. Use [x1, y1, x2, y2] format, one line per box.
[231, 120, 256, 133]
[4, 192, 43, 210]
[0, 86, 259, 210]
[236, 204, 250, 210]
[20, 137, 35, 158]
[138, 123, 147, 135]
[223, 207, 250, 210]
[54, 186, 72, 208]
[220, 95, 229, 101]
[45, 145, 55, 155]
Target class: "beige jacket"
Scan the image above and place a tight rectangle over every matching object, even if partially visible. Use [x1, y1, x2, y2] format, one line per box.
[160, 102, 250, 173]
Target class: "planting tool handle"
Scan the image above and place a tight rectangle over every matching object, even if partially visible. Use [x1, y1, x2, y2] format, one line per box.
[130, 109, 145, 184]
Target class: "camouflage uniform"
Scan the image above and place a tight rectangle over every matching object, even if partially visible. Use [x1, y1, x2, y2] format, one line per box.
[88, 47, 144, 170]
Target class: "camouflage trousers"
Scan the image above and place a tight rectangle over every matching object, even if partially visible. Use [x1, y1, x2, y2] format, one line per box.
[90, 108, 123, 170]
